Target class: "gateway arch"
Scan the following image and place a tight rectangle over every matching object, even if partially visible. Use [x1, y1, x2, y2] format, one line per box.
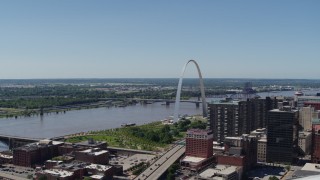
[173, 60, 208, 121]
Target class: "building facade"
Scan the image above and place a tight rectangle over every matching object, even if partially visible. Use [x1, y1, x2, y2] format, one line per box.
[312, 119, 320, 163]
[75, 148, 109, 165]
[299, 106, 315, 131]
[13, 140, 63, 167]
[297, 96, 320, 109]
[298, 131, 312, 155]
[266, 108, 299, 164]
[208, 101, 239, 142]
[208, 97, 277, 143]
[185, 129, 213, 158]
[257, 138, 267, 162]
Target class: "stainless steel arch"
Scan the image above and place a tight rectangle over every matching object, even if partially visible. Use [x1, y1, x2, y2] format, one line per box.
[173, 60, 207, 121]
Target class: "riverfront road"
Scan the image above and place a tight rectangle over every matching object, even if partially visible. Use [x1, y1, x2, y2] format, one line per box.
[135, 145, 185, 180]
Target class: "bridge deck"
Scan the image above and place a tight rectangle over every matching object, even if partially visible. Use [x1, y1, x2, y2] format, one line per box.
[135, 145, 185, 180]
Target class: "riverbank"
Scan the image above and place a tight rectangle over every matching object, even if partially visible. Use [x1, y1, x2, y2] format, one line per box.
[0, 100, 137, 119]
[65, 116, 207, 151]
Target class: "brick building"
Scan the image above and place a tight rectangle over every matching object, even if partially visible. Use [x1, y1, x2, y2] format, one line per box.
[13, 140, 64, 167]
[75, 148, 109, 165]
[304, 102, 320, 111]
[36, 169, 74, 180]
[217, 134, 257, 171]
[185, 129, 213, 158]
[181, 129, 215, 171]
[312, 119, 320, 163]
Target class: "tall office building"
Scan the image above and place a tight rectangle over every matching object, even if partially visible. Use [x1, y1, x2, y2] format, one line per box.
[312, 119, 320, 163]
[208, 101, 239, 142]
[185, 129, 213, 158]
[266, 107, 299, 164]
[208, 97, 277, 142]
[299, 106, 315, 131]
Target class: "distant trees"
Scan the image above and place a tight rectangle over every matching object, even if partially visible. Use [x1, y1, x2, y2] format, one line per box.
[127, 125, 174, 144]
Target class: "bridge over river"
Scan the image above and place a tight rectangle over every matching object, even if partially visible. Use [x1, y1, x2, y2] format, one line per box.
[0, 134, 42, 150]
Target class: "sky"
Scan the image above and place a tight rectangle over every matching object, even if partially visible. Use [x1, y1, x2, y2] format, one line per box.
[0, 0, 319, 79]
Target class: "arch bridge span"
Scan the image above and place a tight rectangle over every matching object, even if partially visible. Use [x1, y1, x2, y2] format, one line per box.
[174, 60, 207, 121]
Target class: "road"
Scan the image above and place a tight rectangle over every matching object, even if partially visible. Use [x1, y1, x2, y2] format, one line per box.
[135, 145, 185, 180]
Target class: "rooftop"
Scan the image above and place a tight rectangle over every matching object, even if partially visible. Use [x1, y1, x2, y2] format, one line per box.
[182, 156, 206, 163]
[91, 174, 104, 179]
[187, 129, 212, 135]
[43, 169, 74, 178]
[80, 148, 109, 156]
[298, 96, 320, 100]
[312, 119, 320, 125]
[0, 153, 13, 159]
[270, 108, 298, 113]
[209, 100, 239, 105]
[299, 131, 312, 137]
[85, 164, 112, 172]
[301, 163, 320, 172]
[199, 165, 240, 179]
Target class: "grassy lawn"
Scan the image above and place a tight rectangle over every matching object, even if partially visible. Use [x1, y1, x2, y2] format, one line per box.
[66, 117, 207, 151]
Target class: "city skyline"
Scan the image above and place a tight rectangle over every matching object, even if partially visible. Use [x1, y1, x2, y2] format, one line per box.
[1, 1, 319, 79]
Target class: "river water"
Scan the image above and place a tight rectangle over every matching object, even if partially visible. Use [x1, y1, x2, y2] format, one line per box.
[0, 89, 319, 148]
[0, 102, 202, 139]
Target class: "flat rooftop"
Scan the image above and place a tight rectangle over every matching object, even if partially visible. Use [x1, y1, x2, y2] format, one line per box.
[200, 165, 240, 179]
[182, 156, 206, 163]
[43, 169, 74, 178]
[85, 164, 112, 172]
[110, 154, 155, 171]
[0, 153, 13, 159]
[301, 163, 320, 172]
[80, 148, 109, 156]
[187, 129, 212, 135]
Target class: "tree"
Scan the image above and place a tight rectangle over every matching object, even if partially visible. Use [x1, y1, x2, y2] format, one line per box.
[269, 176, 279, 180]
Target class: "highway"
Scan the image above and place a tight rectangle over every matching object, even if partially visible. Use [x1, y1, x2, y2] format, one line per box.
[135, 145, 185, 180]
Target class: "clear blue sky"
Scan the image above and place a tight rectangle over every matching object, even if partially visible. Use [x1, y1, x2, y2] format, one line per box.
[0, 1, 319, 79]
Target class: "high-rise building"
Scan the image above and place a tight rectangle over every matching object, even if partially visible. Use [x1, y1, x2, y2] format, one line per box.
[208, 101, 239, 142]
[208, 97, 277, 142]
[299, 106, 315, 131]
[181, 129, 214, 171]
[185, 129, 213, 158]
[266, 107, 299, 164]
[311, 119, 320, 163]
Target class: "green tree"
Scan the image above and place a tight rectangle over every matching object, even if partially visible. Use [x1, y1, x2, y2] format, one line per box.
[269, 176, 279, 180]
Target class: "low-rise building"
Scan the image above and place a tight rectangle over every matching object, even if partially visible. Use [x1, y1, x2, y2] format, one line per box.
[0, 153, 13, 164]
[36, 169, 74, 180]
[75, 148, 109, 165]
[298, 131, 312, 155]
[85, 164, 114, 179]
[257, 137, 267, 162]
[217, 134, 257, 171]
[13, 140, 64, 167]
[292, 163, 320, 179]
[198, 165, 243, 180]
[181, 129, 215, 171]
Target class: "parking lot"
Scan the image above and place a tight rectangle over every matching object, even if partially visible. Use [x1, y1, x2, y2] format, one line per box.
[109, 154, 156, 171]
[0, 164, 35, 179]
